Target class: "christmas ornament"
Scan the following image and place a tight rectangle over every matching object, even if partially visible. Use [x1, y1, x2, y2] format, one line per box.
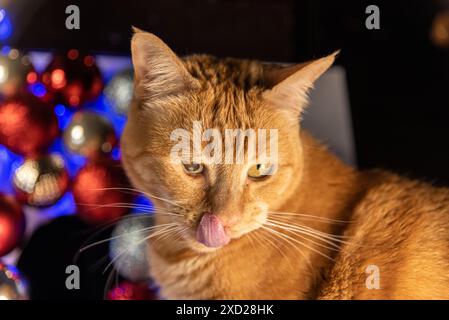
[431, 10, 449, 48]
[63, 111, 117, 159]
[41, 50, 103, 107]
[0, 49, 36, 98]
[0, 194, 25, 257]
[110, 214, 152, 281]
[0, 263, 28, 300]
[13, 154, 69, 207]
[106, 281, 156, 300]
[72, 159, 134, 225]
[104, 68, 134, 115]
[0, 94, 59, 156]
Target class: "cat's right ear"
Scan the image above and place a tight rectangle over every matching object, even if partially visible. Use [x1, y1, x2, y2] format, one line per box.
[262, 51, 338, 118]
[131, 28, 199, 101]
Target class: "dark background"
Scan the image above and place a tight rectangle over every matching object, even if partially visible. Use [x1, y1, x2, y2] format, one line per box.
[4, 0, 449, 299]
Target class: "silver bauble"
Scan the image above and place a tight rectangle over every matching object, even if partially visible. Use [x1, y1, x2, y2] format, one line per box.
[13, 154, 70, 207]
[63, 111, 117, 159]
[109, 214, 153, 282]
[104, 69, 134, 115]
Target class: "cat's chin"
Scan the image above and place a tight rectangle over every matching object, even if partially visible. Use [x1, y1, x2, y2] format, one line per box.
[181, 229, 231, 252]
[184, 226, 261, 253]
[187, 240, 225, 253]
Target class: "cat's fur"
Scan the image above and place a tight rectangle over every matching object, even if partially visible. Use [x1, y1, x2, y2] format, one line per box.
[121, 29, 449, 299]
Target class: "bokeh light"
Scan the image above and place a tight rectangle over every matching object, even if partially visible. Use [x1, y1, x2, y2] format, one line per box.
[0, 9, 13, 42]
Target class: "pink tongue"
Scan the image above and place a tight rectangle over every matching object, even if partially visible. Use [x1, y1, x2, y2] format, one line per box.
[196, 213, 230, 248]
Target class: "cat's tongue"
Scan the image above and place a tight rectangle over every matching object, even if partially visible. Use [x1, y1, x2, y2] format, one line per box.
[196, 213, 230, 248]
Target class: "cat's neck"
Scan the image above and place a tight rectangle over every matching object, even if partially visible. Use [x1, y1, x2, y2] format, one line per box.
[267, 130, 364, 297]
[284, 130, 363, 223]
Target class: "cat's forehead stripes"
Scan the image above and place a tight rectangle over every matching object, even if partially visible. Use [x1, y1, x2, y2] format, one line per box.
[183, 54, 266, 91]
[202, 88, 254, 129]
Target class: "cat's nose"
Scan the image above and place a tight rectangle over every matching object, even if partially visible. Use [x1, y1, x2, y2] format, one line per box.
[196, 212, 230, 248]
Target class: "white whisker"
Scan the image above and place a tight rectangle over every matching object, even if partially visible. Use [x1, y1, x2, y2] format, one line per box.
[261, 225, 335, 261]
[87, 187, 186, 209]
[267, 218, 349, 244]
[103, 224, 180, 274]
[265, 221, 341, 251]
[268, 211, 351, 224]
[79, 222, 179, 252]
[260, 226, 314, 270]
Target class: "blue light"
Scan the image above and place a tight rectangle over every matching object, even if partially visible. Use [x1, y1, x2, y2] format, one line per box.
[2, 263, 19, 276]
[111, 147, 121, 161]
[0, 9, 12, 42]
[29, 82, 47, 98]
[33, 191, 76, 218]
[84, 94, 127, 137]
[0, 10, 7, 23]
[0, 144, 23, 195]
[48, 138, 86, 178]
[1, 45, 10, 55]
[54, 104, 74, 130]
[54, 104, 66, 116]
[133, 195, 154, 214]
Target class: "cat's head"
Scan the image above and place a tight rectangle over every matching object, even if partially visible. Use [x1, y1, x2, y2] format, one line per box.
[121, 29, 336, 252]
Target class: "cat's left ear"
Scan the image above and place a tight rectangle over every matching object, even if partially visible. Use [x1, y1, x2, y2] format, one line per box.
[263, 51, 339, 116]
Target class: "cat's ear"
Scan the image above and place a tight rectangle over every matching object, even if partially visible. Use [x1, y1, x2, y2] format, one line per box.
[262, 51, 339, 116]
[131, 28, 199, 100]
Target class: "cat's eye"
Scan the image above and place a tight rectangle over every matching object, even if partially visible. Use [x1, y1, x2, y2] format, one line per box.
[248, 163, 275, 180]
[182, 163, 204, 175]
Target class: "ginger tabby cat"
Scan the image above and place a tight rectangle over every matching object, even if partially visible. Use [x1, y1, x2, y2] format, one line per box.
[121, 29, 449, 299]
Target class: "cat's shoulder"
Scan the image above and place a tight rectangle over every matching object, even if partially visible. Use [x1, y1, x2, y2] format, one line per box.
[322, 171, 449, 299]
[356, 169, 449, 218]
[346, 169, 449, 259]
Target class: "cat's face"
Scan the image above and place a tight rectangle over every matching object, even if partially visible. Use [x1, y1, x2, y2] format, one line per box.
[121, 29, 336, 252]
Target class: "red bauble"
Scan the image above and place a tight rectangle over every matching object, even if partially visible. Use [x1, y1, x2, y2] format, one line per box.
[72, 160, 134, 225]
[0, 94, 59, 156]
[0, 194, 26, 257]
[41, 50, 103, 108]
[106, 281, 157, 300]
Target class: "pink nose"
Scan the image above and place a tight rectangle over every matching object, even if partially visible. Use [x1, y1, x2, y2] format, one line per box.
[196, 213, 230, 248]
